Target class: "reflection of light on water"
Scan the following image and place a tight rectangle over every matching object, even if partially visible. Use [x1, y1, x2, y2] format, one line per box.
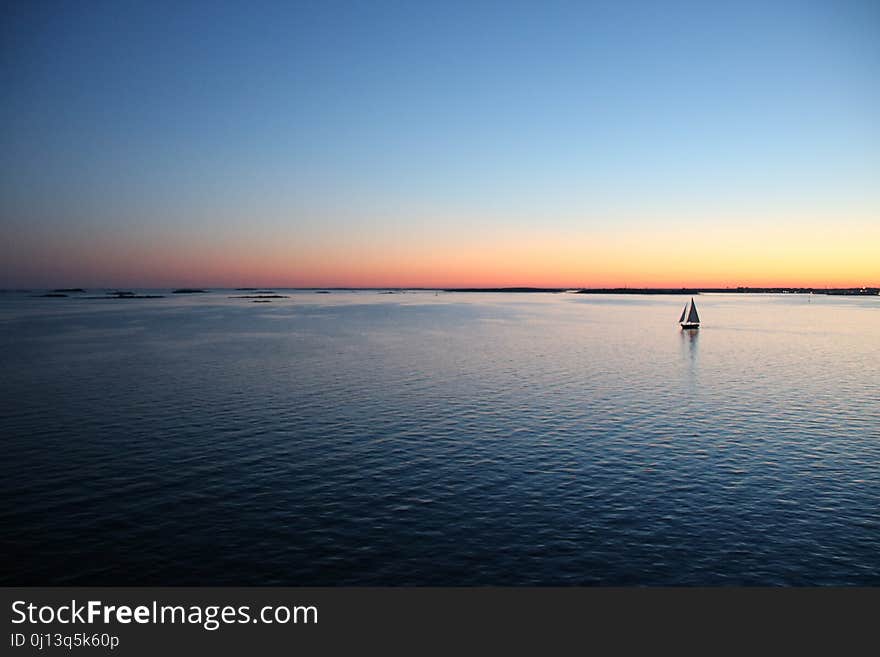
[680, 327, 699, 365]
[3, 291, 879, 585]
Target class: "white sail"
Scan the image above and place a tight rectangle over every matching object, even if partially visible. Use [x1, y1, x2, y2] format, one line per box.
[687, 298, 700, 324]
[679, 297, 700, 326]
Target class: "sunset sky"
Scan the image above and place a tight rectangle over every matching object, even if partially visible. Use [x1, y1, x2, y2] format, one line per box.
[2, 1, 878, 288]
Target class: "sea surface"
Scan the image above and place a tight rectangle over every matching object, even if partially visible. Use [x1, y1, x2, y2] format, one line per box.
[1, 290, 878, 585]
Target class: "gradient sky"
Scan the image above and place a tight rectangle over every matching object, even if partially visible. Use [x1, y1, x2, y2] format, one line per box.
[1, 0, 878, 288]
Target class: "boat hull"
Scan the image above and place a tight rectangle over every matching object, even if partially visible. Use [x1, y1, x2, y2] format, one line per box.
[680, 323, 700, 329]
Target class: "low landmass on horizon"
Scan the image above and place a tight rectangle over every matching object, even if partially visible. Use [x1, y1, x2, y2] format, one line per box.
[7, 286, 879, 296]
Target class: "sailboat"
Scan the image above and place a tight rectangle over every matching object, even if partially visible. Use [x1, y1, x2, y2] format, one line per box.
[679, 297, 700, 329]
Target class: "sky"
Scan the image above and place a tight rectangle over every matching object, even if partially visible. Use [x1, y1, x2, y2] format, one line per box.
[1, 0, 878, 288]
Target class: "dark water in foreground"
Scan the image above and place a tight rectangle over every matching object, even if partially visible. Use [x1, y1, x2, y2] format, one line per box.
[1, 291, 878, 585]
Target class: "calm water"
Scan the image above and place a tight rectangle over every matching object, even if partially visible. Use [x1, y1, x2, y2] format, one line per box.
[1, 291, 878, 585]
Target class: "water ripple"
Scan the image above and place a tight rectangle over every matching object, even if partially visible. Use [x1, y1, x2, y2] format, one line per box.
[1, 291, 878, 584]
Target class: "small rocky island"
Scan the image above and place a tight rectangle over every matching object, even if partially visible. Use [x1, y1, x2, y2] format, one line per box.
[84, 291, 165, 299]
[229, 294, 289, 299]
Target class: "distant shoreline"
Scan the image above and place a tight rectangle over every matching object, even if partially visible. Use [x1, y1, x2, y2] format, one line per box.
[444, 287, 880, 295]
[4, 286, 878, 297]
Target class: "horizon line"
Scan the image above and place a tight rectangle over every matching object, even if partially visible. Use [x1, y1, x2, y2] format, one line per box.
[5, 284, 879, 291]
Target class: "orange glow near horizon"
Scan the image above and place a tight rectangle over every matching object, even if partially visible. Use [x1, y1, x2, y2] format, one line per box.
[4, 216, 878, 289]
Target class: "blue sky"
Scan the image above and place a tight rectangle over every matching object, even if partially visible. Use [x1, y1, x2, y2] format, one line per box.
[1, 1, 878, 286]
